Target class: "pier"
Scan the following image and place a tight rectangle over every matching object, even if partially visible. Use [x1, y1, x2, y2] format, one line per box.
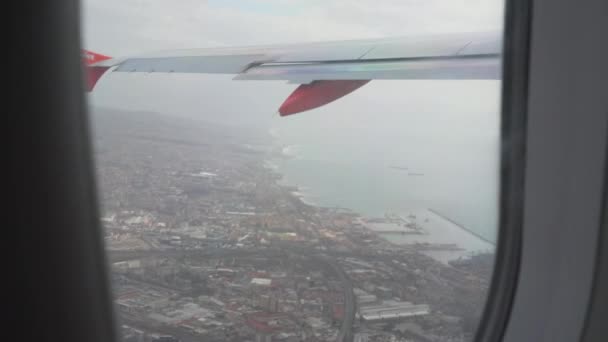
[428, 209, 496, 246]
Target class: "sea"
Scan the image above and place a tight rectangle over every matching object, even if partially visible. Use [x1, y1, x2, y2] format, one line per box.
[266, 80, 501, 249]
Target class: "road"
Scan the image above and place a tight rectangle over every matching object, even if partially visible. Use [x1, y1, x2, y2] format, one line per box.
[316, 257, 355, 342]
[108, 248, 277, 262]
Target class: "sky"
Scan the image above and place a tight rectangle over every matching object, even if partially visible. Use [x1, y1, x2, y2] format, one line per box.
[83, 0, 504, 54]
[82, 0, 505, 125]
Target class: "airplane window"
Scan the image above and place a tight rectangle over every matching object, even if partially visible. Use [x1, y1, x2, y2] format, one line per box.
[84, 1, 504, 341]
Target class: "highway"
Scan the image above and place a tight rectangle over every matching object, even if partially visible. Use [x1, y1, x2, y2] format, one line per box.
[317, 257, 355, 342]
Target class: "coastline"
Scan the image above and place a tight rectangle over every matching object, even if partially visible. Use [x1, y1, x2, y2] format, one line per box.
[264, 133, 497, 263]
[264, 149, 495, 264]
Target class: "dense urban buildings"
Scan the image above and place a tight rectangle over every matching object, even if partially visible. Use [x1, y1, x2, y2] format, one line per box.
[93, 108, 493, 342]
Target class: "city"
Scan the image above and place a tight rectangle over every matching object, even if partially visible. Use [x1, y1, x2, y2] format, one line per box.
[93, 108, 493, 342]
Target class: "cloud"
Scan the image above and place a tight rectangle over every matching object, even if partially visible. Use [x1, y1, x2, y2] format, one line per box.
[82, 0, 504, 54]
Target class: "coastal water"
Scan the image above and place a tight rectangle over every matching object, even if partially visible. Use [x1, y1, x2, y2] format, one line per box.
[268, 80, 501, 243]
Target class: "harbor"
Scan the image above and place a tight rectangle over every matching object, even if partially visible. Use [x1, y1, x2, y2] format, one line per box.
[363, 209, 496, 264]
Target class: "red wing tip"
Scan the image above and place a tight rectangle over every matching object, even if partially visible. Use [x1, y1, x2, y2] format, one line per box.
[278, 80, 370, 116]
[85, 66, 111, 92]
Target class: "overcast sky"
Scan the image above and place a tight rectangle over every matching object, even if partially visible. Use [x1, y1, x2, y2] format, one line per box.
[82, 0, 505, 125]
[83, 0, 504, 54]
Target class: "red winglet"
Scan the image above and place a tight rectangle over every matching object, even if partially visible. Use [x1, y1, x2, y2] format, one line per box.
[85, 66, 111, 92]
[81, 50, 112, 91]
[278, 80, 370, 116]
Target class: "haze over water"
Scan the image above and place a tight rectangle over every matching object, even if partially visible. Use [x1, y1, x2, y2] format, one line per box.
[270, 80, 501, 242]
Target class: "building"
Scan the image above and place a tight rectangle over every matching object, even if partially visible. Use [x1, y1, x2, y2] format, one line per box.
[151, 336, 180, 342]
[359, 301, 430, 322]
[255, 295, 280, 312]
[255, 333, 272, 342]
[356, 294, 378, 305]
[251, 278, 272, 286]
[268, 296, 280, 312]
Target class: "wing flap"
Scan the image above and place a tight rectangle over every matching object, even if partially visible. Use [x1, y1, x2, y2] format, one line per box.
[235, 55, 500, 83]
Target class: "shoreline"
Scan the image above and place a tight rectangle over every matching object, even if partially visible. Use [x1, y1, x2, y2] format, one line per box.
[269, 163, 495, 263]
[264, 141, 495, 263]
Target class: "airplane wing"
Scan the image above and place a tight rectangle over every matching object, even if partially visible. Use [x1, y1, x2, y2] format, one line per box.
[83, 31, 501, 116]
